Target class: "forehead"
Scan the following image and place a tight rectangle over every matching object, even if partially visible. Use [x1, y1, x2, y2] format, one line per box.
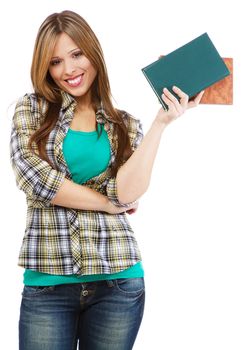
[52, 32, 78, 56]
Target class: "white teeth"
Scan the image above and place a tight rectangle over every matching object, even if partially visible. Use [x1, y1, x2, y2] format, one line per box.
[67, 75, 82, 84]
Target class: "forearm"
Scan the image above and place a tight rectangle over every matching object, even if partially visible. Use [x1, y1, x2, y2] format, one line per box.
[116, 119, 166, 203]
[51, 178, 109, 211]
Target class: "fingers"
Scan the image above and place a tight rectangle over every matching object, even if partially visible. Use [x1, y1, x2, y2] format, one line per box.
[159, 84, 203, 124]
[163, 88, 180, 105]
[172, 86, 189, 107]
[162, 86, 189, 116]
[161, 89, 178, 113]
[188, 90, 205, 108]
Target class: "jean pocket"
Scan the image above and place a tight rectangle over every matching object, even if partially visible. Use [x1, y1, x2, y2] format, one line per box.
[22, 285, 56, 297]
[114, 277, 145, 296]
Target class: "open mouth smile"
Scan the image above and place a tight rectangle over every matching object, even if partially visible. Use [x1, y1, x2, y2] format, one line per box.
[65, 74, 84, 87]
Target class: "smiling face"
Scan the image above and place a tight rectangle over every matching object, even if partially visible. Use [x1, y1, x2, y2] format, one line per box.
[48, 32, 97, 104]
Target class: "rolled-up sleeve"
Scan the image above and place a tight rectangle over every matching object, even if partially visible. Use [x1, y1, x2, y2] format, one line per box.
[9, 95, 66, 207]
[106, 115, 144, 207]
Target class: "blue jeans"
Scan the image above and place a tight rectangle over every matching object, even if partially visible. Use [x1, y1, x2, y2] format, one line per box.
[19, 278, 145, 350]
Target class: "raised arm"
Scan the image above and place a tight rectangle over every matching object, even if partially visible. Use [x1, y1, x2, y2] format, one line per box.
[116, 119, 165, 204]
[116, 87, 205, 204]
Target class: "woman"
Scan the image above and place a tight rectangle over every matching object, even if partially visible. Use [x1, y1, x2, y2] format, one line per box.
[10, 10, 204, 350]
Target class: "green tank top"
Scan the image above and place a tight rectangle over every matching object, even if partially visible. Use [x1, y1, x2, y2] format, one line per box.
[24, 123, 143, 286]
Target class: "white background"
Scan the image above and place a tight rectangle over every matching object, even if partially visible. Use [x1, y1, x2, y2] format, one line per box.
[1, 0, 249, 349]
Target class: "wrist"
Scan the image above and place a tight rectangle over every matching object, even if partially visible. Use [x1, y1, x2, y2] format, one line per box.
[106, 200, 115, 214]
[101, 196, 110, 213]
[151, 118, 167, 134]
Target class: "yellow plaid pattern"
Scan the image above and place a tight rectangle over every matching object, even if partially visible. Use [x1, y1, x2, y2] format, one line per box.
[9, 91, 144, 275]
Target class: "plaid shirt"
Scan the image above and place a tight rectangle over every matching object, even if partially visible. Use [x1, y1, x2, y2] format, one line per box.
[10, 91, 144, 275]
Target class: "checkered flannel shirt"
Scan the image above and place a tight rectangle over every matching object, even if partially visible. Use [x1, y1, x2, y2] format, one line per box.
[9, 91, 144, 275]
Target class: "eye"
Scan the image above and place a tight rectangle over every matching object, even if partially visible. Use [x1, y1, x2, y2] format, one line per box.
[50, 59, 61, 66]
[72, 50, 83, 58]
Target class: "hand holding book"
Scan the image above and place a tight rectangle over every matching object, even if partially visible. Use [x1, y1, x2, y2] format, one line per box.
[158, 54, 233, 105]
[154, 85, 204, 127]
[142, 33, 231, 110]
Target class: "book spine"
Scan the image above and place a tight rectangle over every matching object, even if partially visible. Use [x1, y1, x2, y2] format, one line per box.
[142, 69, 168, 111]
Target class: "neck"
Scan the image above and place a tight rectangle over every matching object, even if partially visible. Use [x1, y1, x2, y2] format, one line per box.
[75, 90, 94, 112]
[76, 104, 94, 113]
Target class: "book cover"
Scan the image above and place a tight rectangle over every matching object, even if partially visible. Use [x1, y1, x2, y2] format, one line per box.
[200, 57, 233, 104]
[141, 33, 231, 110]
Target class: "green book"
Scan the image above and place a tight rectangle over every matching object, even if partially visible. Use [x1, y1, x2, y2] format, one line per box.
[141, 33, 230, 110]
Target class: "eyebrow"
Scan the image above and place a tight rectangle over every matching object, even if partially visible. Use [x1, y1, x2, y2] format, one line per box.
[51, 47, 80, 59]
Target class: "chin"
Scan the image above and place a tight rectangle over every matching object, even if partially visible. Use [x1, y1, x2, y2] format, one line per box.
[63, 86, 89, 98]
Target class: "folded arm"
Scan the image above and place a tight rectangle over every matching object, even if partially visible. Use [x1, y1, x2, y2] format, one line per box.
[9, 95, 134, 214]
[50, 178, 137, 214]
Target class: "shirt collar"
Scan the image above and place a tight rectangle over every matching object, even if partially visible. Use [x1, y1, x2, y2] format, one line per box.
[96, 104, 115, 123]
[61, 90, 76, 110]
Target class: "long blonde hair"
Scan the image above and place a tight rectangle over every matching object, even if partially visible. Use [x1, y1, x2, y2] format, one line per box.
[29, 10, 132, 176]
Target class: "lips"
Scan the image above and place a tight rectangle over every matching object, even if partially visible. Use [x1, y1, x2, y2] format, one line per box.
[65, 74, 84, 87]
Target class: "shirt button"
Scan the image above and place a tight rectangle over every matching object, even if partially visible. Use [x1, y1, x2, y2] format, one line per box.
[82, 290, 88, 296]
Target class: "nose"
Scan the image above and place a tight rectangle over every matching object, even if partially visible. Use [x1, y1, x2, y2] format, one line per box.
[64, 60, 76, 76]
